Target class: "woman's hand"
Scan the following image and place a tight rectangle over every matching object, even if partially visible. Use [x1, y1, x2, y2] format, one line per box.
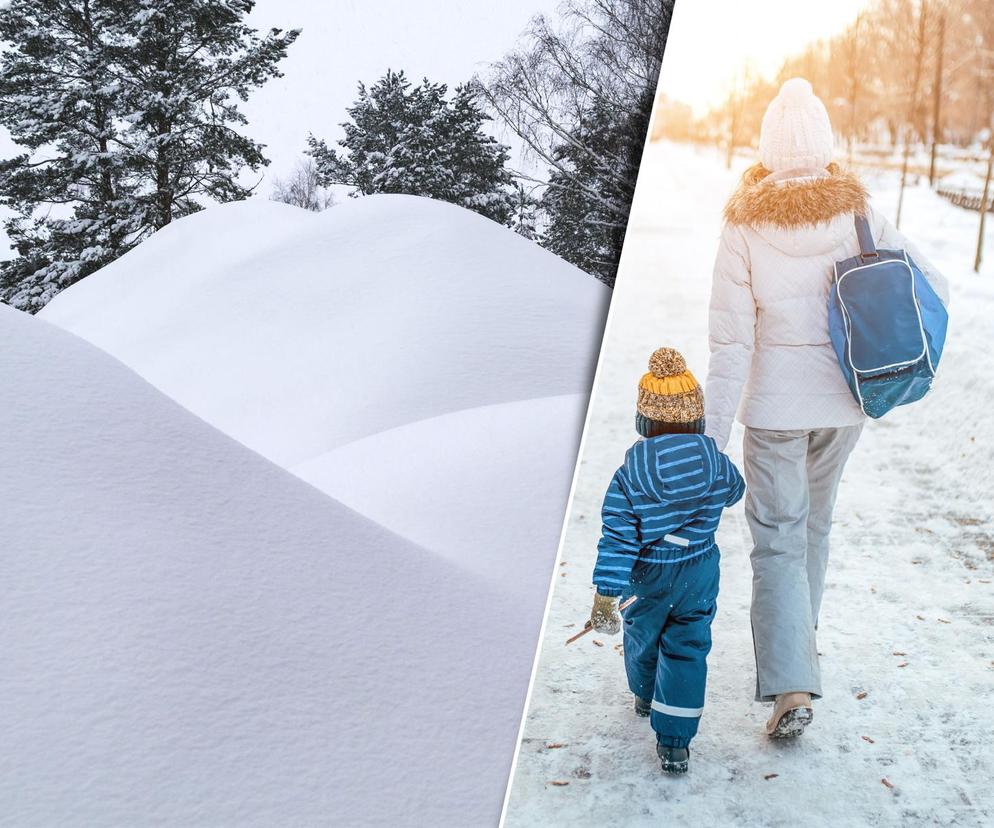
[590, 592, 622, 634]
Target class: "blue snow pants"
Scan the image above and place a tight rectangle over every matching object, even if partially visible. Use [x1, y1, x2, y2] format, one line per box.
[621, 547, 720, 748]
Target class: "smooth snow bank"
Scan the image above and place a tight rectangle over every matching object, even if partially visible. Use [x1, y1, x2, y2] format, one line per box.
[40, 195, 608, 468]
[0, 305, 534, 826]
[40, 195, 605, 603]
[294, 393, 586, 586]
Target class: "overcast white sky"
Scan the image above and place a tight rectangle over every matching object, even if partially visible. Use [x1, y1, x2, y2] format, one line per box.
[243, 0, 562, 184]
[659, 0, 869, 115]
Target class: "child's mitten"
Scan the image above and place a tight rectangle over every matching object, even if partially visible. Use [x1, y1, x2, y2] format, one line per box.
[590, 591, 621, 634]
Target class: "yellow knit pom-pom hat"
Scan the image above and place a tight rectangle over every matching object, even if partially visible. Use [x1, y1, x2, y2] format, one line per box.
[636, 347, 705, 437]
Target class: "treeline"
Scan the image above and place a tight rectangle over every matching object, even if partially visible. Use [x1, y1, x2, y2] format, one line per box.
[0, 0, 669, 311]
[668, 0, 993, 171]
[306, 0, 671, 287]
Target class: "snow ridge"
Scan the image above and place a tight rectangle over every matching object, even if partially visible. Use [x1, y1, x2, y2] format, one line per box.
[1, 304, 535, 825]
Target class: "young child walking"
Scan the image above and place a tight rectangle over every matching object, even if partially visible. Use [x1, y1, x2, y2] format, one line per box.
[589, 348, 744, 774]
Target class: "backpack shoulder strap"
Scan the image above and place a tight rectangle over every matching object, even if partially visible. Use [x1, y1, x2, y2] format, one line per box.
[855, 213, 878, 261]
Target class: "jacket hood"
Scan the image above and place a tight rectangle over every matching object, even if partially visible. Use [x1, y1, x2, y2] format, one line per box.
[622, 434, 717, 505]
[725, 163, 868, 228]
[724, 163, 868, 257]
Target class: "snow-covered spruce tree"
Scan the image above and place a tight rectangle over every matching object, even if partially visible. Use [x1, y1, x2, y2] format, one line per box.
[307, 71, 516, 226]
[509, 183, 541, 241]
[0, 0, 298, 312]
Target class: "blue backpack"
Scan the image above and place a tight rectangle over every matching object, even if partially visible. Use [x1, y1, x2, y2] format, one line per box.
[828, 215, 947, 418]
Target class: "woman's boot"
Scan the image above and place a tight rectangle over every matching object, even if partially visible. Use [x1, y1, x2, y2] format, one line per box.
[766, 692, 813, 738]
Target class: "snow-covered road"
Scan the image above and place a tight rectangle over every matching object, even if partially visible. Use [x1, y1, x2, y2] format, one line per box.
[503, 142, 994, 827]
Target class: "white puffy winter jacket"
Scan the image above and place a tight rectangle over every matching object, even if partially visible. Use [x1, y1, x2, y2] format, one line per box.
[704, 164, 950, 451]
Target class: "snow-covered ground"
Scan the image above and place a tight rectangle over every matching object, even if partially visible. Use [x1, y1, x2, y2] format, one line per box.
[503, 141, 994, 827]
[0, 305, 528, 825]
[8, 196, 607, 823]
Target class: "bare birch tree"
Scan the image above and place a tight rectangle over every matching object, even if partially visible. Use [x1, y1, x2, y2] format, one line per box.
[271, 159, 335, 212]
[479, 0, 672, 285]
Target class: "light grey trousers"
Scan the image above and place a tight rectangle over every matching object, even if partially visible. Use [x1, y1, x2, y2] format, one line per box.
[743, 424, 863, 702]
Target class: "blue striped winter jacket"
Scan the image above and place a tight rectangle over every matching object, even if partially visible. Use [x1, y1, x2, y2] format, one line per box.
[593, 433, 745, 597]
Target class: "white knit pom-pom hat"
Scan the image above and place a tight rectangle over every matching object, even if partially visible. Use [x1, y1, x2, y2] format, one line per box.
[758, 78, 834, 173]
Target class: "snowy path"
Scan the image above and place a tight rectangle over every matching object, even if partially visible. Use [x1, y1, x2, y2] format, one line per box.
[503, 142, 994, 827]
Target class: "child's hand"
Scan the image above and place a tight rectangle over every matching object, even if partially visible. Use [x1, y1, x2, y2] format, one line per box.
[590, 592, 621, 635]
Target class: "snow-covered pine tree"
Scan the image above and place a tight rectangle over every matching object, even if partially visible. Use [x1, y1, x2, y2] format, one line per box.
[0, 0, 298, 311]
[377, 78, 453, 199]
[114, 1, 299, 232]
[0, 0, 136, 310]
[307, 71, 515, 226]
[443, 83, 514, 226]
[306, 70, 412, 197]
[509, 183, 540, 240]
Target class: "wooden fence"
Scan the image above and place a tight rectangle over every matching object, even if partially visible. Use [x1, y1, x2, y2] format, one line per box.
[937, 186, 993, 213]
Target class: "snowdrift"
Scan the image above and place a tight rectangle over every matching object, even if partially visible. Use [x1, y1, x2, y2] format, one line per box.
[294, 393, 588, 583]
[41, 195, 608, 466]
[40, 194, 607, 603]
[0, 305, 538, 825]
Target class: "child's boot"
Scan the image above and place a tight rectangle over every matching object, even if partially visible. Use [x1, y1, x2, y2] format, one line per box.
[766, 692, 813, 738]
[634, 696, 651, 717]
[656, 742, 690, 775]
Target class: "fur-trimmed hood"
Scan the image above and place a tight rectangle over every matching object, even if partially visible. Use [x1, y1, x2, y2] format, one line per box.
[724, 163, 868, 229]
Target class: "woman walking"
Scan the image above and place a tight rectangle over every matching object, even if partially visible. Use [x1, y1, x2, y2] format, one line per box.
[704, 78, 949, 737]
